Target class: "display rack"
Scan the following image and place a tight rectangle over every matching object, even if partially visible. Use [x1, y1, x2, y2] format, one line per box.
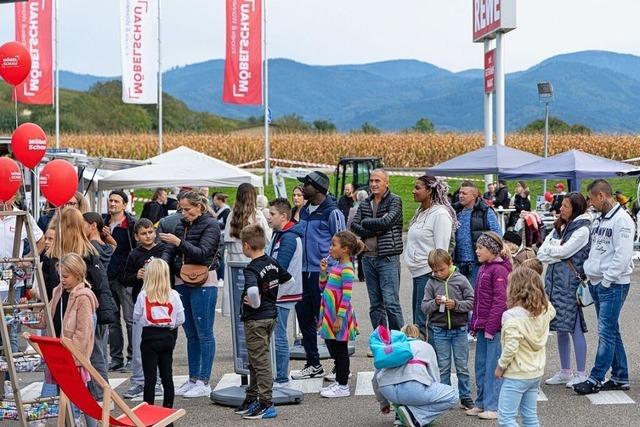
[0, 210, 59, 426]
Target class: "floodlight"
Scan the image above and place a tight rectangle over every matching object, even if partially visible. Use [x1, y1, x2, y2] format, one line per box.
[537, 82, 553, 98]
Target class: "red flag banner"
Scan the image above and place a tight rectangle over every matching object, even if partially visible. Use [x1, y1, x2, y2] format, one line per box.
[15, 0, 53, 105]
[223, 0, 262, 105]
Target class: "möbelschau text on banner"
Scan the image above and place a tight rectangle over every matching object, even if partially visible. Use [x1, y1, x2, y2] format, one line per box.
[15, 0, 52, 105]
[120, 0, 158, 104]
[223, 0, 262, 105]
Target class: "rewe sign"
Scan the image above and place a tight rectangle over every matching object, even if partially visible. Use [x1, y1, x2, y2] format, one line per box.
[473, 0, 516, 42]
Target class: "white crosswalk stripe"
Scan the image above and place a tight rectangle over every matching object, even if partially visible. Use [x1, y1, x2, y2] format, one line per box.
[15, 372, 635, 406]
[19, 378, 128, 402]
[131, 375, 189, 401]
[586, 390, 635, 405]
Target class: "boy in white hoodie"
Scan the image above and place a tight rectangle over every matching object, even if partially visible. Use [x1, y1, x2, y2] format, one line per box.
[496, 267, 556, 427]
[574, 179, 635, 395]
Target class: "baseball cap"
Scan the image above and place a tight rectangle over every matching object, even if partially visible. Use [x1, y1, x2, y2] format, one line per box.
[298, 171, 330, 195]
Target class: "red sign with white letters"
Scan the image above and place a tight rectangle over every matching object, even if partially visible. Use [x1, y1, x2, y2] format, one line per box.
[484, 49, 495, 93]
[472, 0, 516, 42]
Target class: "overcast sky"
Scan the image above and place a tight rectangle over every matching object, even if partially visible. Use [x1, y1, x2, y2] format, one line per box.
[0, 0, 638, 76]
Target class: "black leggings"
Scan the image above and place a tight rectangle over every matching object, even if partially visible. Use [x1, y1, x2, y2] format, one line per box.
[141, 327, 177, 408]
[325, 339, 350, 386]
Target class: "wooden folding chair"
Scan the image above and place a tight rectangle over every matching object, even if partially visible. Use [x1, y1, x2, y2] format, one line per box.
[25, 333, 185, 427]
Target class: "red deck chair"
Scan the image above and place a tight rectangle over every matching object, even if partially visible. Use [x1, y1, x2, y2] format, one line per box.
[26, 334, 185, 427]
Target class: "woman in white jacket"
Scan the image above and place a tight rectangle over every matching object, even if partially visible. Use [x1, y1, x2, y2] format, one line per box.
[405, 176, 456, 338]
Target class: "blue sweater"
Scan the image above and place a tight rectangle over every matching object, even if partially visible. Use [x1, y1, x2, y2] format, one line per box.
[455, 207, 501, 263]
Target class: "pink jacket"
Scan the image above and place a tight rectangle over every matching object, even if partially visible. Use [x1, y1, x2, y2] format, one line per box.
[48, 284, 98, 363]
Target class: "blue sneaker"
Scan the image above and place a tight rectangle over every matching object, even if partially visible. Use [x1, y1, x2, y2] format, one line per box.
[243, 402, 277, 420]
[234, 399, 259, 415]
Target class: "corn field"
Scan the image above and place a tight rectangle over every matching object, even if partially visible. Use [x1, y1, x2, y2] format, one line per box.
[59, 133, 640, 168]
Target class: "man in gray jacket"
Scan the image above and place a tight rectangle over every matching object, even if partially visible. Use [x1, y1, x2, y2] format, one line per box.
[574, 179, 635, 395]
[351, 169, 404, 331]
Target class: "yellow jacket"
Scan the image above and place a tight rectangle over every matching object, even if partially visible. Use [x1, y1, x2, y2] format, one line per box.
[498, 303, 556, 379]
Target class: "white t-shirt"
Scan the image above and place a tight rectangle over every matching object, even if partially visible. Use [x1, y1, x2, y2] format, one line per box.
[0, 208, 44, 291]
[133, 289, 185, 329]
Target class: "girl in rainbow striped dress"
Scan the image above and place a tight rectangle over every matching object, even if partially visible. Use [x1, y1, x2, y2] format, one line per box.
[317, 230, 363, 398]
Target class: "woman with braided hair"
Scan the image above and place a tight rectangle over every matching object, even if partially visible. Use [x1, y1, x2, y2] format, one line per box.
[405, 175, 457, 338]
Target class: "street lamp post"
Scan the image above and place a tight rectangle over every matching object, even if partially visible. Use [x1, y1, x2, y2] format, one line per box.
[537, 82, 553, 194]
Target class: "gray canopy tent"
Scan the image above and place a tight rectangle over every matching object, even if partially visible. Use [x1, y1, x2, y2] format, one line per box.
[424, 144, 542, 176]
[500, 150, 640, 191]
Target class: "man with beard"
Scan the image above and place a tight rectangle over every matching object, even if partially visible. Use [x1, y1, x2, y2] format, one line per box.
[290, 171, 345, 380]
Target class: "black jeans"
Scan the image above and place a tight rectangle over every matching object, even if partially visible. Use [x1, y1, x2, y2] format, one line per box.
[141, 327, 176, 408]
[325, 339, 350, 386]
[295, 272, 321, 366]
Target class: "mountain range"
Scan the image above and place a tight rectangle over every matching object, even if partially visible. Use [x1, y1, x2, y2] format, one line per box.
[59, 50, 640, 132]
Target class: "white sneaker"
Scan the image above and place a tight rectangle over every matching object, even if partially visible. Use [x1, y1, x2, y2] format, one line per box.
[320, 383, 350, 398]
[566, 373, 589, 388]
[183, 380, 211, 398]
[320, 381, 337, 392]
[545, 371, 573, 385]
[273, 381, 292, 389]
[175, 380, 196, 396]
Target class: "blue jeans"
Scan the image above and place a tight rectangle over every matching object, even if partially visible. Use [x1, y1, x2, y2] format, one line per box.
[588, 282, 629, 383]
[177, 285, 217, 382]
[498, 377, 541, 427]
[475, 332, 503, 411]
[363, 255, 404, 330]
[379, 380, 457, 425]
[412, 274, 430, 338]
[428, 325, 471, 400]
[274, 305, 292, 383]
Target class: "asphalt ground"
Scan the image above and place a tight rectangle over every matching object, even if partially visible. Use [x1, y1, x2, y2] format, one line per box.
[8, 261, 640, 426]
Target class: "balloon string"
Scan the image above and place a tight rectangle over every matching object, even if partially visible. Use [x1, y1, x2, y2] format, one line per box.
[13, 87, 18, 129]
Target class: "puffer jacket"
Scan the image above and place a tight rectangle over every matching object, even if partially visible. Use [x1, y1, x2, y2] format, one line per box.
[538, 214, 591, 333]
[470, 256, 512, 337]
[162, 212, 220, 275]
[351, 189, 403, 256]
[267, 221, 304, 304]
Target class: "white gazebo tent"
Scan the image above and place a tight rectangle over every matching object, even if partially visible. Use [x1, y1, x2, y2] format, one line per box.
[95, 146, 263, 190]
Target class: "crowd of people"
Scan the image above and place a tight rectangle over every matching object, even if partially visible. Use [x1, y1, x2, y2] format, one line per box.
[0, 172, 635, 426]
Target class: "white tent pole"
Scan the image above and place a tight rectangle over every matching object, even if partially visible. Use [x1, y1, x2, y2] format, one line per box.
[54, 0, 60, 148]
[263, 0, 269, 186]
[157, 0, 163, 155]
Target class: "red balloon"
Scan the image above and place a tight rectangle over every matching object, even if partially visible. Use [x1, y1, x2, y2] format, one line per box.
[544, 191, 554, 203]
[11, 123, 47, 169]
[0, 42, 31, 86]
[0, 157, 21, 202]
[40, 160, 78, 207]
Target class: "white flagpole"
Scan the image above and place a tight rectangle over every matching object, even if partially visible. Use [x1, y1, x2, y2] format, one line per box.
[54, 0, 59, 148]
[157, 0, 163, 154]
[263, 0, 269, 186]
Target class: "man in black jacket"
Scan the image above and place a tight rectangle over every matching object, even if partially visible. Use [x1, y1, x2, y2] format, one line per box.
[351, 169, 404, 331]
[103, 189, 137, 371]
[494, 180, 510, 210]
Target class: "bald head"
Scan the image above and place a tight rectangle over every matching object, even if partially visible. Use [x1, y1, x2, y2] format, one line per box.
[369, 169, 389, 199]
